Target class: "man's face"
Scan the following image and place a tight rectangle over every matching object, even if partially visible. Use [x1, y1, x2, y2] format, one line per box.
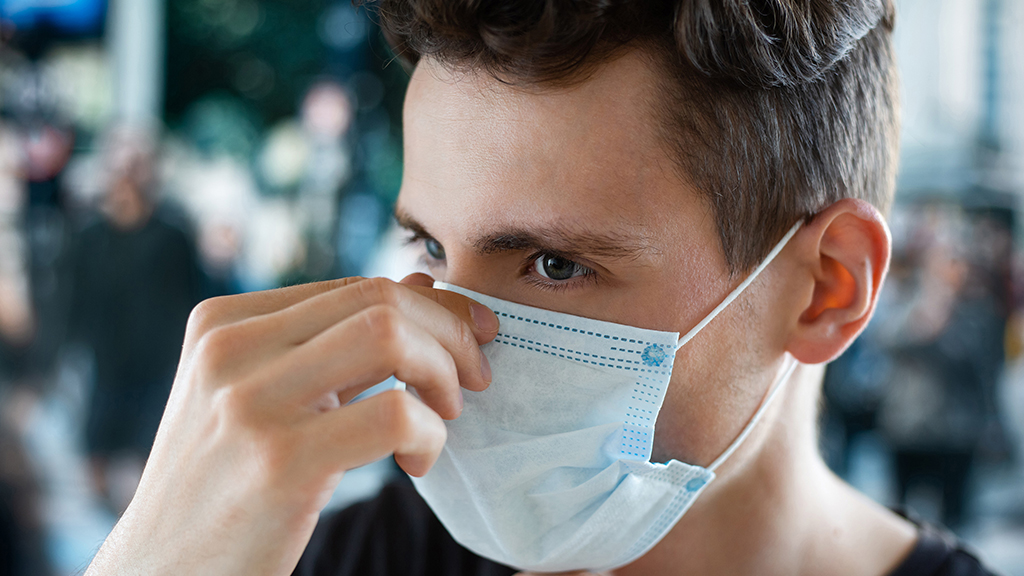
[397, 50, 789, 467]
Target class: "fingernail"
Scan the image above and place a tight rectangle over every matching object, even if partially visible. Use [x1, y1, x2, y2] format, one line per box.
[458, 388, 464, 410]
[470, 302, 499, 332]
[479, 349, 492, 385]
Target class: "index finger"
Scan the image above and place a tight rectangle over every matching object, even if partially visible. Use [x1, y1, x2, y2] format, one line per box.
[400, 274, 499, 346]
[183, 277, 371, 349]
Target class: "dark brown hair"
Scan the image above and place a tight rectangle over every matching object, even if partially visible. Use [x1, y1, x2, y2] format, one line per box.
[368, 0, 899, 273]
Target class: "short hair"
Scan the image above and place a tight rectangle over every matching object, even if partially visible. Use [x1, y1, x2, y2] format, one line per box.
[369, 0, 900, 273]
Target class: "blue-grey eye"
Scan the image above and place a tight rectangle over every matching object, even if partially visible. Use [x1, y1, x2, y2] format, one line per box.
[425, 238, 446, 261]
[534, 254, 586, 281]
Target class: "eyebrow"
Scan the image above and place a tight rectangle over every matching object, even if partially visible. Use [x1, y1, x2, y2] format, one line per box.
[394, 208, 655, 261]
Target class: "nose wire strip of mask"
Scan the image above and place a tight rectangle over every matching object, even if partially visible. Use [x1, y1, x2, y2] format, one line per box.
[707, 356, 799, 473]
[675, 220, 804, 351]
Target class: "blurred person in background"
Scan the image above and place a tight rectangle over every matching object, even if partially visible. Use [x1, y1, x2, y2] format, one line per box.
[0, 119, 33, 381]
[65, 127, 203, 514]
[0, 117, 51, 576]
[875, 207, 1008, 529]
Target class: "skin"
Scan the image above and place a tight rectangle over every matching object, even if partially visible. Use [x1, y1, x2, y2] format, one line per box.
[86, 48, 917, 576]
[103, 176, 153, 231]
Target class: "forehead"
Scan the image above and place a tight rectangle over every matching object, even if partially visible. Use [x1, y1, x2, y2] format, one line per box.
[399, 50, 699, 235]
[404, 49, 666, 153]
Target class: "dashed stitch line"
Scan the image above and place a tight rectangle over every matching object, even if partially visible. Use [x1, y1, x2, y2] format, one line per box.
[612, 347, 643, 355]
[621, 472, 706, 561]
[485, 311, 677, 466]
[620, 420, 655, 459]
[493, 309, 661, 347]
[497, 333, 665, 370]
[502, 333, 633, 362]
[492, 335, 669, 375]
[631, 389, 658, 399]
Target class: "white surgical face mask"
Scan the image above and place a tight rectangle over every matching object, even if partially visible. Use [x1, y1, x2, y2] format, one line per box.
[410, 222, 803, 573]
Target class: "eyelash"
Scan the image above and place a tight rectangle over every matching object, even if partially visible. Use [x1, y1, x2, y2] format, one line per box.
[521, 251, 597, 292]
[402, 231, 430, 247]
[402, 232, 599, 291]
[403, 232, 443, 269]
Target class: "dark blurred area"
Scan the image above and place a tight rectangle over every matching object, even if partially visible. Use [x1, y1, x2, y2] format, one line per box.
[0, 1, 405, 574]
[0, 0, 1022, 575]
[815, 2, 1024, 569]
[822, 202, 1019, 528]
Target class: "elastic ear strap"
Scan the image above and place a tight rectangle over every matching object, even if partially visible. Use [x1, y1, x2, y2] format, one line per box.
[676, 220, 803, 350]
[708, 355, 799, 473]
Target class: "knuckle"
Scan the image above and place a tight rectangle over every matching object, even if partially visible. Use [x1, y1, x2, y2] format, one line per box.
[451, 318, 478, 357]
[358, 276, 402, 307]
[211, 381, 258, 423]
[329, 275, 366, 290]
[300, 276, 367, 301]
[360, 304, 405, 350]
[377, 390, 416, 442]
[186, 294, 242, 339]
[186, 297, 222, 336]
[441, 354, 459, 386]
[193, 325, 238, 377]
[255, 433, 299, 481]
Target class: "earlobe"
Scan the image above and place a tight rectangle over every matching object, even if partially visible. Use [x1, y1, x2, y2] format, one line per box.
[785, 198, 891, 364]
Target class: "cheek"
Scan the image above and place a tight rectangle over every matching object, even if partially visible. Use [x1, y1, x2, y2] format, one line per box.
[650, 311, 767, 466]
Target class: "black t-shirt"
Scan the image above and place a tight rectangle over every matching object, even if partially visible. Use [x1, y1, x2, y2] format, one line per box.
[293, 480, 1000, 576]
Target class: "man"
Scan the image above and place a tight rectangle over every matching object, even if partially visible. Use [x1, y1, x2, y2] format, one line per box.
[85, 1, 997, 575]
[68, 128, 203, 513]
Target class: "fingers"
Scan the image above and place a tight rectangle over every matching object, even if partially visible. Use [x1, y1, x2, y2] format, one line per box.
[304, 389, 447, 478]
[182, 277, 369, 350]
[272, 305, 465, 419]
[274, 276, 498, 347]
[253, 277, 497, 393]
[181, 276, 499, 427]
[399, 272, 435, 287]
[403, 282, 500, 344]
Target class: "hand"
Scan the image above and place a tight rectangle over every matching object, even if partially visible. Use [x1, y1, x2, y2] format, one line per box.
[85, 274, 498, 576]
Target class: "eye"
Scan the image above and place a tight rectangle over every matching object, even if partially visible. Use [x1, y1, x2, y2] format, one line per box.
[533, 254, 590, 281]
[424, 238, 446, 261]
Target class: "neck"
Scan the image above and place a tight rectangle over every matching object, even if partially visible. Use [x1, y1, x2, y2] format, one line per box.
[616, 363, 917, 576]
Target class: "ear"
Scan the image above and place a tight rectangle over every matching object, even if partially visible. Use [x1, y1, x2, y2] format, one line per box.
[784, 198, 891, 364]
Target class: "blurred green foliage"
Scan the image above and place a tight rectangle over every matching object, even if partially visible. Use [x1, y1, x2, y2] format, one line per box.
[166, 0, 328, 131]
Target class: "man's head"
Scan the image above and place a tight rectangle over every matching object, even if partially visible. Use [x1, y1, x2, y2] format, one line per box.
[387, 0, 895, 472]
[378, 0, 900, 273]
[102, 126, 157, 230]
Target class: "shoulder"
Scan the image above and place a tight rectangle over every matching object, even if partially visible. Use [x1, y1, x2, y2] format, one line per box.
[888, 513, 1003, 576]
[293, 479, 515, 576]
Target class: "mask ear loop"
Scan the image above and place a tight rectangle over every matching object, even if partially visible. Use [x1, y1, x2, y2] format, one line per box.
[675, 220, 803, 351]
[707, 356, 799, 472]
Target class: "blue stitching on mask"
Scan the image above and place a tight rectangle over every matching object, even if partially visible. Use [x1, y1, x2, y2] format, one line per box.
[493, 310, 654, 346]
[489, 308, 676, 464]
[640, 344, 668, 367]
[630, 389, 658, 402]
[497, 334, 668, 372]
[619, 423, 653, 459]
[625, 408, 653, 421]
[492, 335, 669, 376]
[620, 468, 710, 563]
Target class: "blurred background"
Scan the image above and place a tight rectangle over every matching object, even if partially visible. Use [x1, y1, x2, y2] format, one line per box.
[0, 0, 1021, 574]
